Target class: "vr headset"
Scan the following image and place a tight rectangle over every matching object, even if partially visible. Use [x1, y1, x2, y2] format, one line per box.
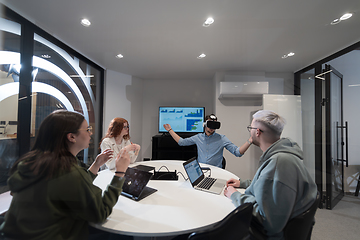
[203, 114, 221, 129]
[204, 120, 221, 129]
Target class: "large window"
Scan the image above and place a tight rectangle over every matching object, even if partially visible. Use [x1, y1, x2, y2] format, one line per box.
[0, 12, 21, 193]
[0, 4, 104, 194]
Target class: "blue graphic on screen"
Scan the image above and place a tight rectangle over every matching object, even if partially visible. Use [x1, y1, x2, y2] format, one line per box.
[159, 107, 205, 133]
[184, 161, 202, 184]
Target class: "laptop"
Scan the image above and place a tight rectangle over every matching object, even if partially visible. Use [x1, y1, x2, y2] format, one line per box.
[121, 167, 157, 201]
[183, 157, 226, 195]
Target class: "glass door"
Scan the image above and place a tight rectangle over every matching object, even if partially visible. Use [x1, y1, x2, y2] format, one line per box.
[323, 64, 347, 209]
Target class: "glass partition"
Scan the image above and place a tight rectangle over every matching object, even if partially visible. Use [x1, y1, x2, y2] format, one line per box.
[0, 5, 104, 194]
[31, 33, 101, 163]
[0, 11, 21, 193]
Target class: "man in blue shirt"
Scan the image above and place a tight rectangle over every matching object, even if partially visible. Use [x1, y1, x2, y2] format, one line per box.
[163, 114, 252, 168]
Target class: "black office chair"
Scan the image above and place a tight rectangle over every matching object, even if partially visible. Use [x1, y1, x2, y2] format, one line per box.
[250, 191, 320, 240]
[283, 191, 321, 240]
[187, 203, 253, 240]
[222, 157, 226, 169]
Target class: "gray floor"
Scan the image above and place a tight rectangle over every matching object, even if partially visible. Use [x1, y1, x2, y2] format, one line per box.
[312, 194, 360, 240]
[134, 194, 360, 240]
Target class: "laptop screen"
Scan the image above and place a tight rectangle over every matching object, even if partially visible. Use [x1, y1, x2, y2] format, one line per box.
[122, 168, 152, 198]
[183, 158, 203, 184]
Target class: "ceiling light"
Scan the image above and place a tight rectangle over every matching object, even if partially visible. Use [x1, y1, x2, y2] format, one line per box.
[282, 52, 295, 59]
[81, 18, 91, 27]
[288, 52, 295, 57]
[41, 54, 51, 59]
[116, 54, 124, 59]
[197, 53, 206, 59]
[340, 13, 353, 21]
[203, 17, 214, 27]
[331, 13, 353, 25]
[69, 74, 94, 78]
[331, 18, 341, 25]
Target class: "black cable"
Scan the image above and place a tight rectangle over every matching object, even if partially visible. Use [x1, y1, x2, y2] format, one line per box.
[157, 165, 170, 172]
[201, 169, 211, 178]
[177, 171, 188, 181]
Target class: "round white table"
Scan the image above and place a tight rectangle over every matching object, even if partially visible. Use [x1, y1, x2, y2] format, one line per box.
[91, 160, 244, 237]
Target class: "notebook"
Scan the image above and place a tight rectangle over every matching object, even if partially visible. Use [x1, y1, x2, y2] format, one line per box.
[183, 157, 226, 195]
[121, 167, 157, 201]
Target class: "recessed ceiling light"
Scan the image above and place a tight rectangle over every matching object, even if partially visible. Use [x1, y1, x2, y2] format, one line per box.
[81, 18, 91, 27]
[116, 54, 124, 59]
[41, 54, 51, 59]
[340, 13, 353, 21]
[288, 52, 295, 57]
[197, 53, 206, 59]
[331, 18, 341, 25]
[331, 12, 353, 25]
[203, 17, 214, 27]
[282, 52, 295, 59]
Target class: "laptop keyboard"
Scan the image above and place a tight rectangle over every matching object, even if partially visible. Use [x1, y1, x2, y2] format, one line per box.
[198, 177, 216, 190]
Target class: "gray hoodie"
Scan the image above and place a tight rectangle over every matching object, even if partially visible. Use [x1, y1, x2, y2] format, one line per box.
[230, 138, 317, 239]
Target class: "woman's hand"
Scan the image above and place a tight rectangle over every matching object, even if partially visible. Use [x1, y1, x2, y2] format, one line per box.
[132, 143, 141, 155]
[114, 148, 131, 177]
[88, 149, 113, 175]
[96, 149, 113, 166]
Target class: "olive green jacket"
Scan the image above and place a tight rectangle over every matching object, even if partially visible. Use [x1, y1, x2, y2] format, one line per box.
[0, 160, 124, 240]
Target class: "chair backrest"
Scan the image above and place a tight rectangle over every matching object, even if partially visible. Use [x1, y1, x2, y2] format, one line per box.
[283, 191, 321, 240]
[188, 203, 253, 240]
[222, 157, 226, 169]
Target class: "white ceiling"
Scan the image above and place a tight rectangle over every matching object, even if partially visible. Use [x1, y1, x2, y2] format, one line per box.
[2, 0, 360, 80]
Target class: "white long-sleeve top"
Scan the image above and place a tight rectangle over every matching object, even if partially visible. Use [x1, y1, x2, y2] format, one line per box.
[100, 137, 138, 169]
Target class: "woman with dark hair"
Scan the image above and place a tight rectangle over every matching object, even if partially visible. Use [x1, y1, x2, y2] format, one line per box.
[0, 110, 130, 240]
[100, 118, 140, 170]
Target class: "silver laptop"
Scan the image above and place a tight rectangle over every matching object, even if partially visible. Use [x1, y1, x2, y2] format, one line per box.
[183, 157, 226, 195]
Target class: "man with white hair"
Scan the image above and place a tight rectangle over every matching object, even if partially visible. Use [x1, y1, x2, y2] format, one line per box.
[224, 110, 317, 239]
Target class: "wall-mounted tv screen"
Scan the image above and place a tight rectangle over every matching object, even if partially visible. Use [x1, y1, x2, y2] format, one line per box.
[159, 106, 205, 134]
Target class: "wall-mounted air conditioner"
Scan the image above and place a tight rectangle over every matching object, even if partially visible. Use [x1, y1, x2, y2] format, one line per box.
[218, 82, 269, 99]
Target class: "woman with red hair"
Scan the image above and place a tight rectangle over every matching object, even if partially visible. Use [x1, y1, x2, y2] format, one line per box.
[100, 118, 140, 170]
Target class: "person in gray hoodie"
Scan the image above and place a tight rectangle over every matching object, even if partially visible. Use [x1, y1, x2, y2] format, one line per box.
[224, 110, 317, 240]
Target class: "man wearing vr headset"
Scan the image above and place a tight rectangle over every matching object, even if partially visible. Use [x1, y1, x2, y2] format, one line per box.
[163, 114, 252, 168]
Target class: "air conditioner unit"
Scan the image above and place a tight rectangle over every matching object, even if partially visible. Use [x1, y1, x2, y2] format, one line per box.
[219, 82, 269, 98]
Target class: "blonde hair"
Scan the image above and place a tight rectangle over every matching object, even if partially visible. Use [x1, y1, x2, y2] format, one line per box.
[253, 110, 286, 137]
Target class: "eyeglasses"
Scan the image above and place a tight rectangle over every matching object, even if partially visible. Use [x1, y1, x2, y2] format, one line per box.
[123, 125, 130, 129]
[78, 126, 93, 133]
[247, 125, 263, 132]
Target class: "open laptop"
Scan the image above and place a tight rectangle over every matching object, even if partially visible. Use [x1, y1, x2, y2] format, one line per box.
[183, 157, 226, 195]
[121, 167, 157, 201]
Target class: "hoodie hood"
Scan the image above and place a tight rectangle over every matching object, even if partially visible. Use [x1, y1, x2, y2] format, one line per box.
[259, 138, 303, 166]
[7, 160, 45, 193]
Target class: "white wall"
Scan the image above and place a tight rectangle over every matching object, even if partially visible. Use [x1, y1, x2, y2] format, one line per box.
[103, 70, 143, 159]
[104, 70, 294, 181]
[214, 71, 294, 180]
[140, 78, 214, 160]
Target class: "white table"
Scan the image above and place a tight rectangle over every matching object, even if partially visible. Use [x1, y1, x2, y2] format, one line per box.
[0, 191, 12, 215]
[91, 160, 244, 237]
